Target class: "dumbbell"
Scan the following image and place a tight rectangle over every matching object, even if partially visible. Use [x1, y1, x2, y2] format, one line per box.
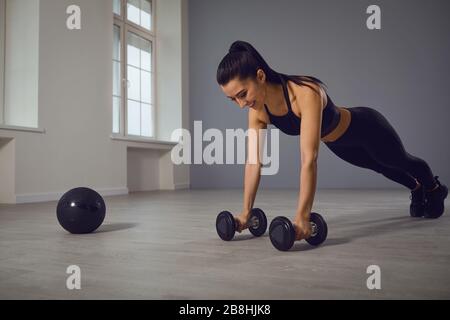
[269, 212, 328, 251]
[216, 208, 268, 241]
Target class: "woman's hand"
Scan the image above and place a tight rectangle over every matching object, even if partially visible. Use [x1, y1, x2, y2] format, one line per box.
[234, 212, 251, 233]
[293, 216, 312, 241]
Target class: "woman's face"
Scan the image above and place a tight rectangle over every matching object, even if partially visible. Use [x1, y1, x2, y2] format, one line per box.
[220, 70, 266, 111]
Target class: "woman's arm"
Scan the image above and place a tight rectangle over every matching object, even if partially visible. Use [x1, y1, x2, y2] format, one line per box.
[293, 84, 323, 238]
[242, 162, 262, 215]
[236, 109, 267, 231]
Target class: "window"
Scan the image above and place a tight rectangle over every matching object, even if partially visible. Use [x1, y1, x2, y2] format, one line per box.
[127, 0, 152, 31]
[113, 0, 121, 16]
[0, 0, 5, 124]
[113, 25, 121, 133]
[113, 0, 155, 139]
[1, 0, 39, 129]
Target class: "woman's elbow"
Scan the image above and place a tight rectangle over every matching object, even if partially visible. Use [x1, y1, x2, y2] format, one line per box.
[301, 153, 318, 166]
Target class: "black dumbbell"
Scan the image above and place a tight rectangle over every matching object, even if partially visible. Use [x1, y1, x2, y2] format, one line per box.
[269, 212, 328, 251]
[216, 208, 268, 241]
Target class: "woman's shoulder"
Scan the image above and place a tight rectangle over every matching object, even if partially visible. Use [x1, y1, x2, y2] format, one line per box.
[287, 79, 327, 111]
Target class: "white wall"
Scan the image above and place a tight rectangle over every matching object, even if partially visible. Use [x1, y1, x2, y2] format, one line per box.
[0, 0, 190, 204]
[155, 0, 190, 189]
[0, 138, 15, 203]
[176, 0, 190, 188]
[127, 147, 161, 192]
[156, 0, 182, 141]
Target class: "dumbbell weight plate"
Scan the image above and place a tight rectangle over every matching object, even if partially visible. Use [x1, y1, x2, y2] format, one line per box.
[305, 212, 328, 246]
[216, 211, 236, 241]
[269, 216, 296, 251]
[248, 208, 268, 237]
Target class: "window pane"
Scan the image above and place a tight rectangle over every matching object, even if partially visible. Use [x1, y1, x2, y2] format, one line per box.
[127, 32, 140, 68]
[113, 0, 121, 15]
[127, 0, 140, 25]
[4, 0, 39, 128]
[127, 0, 152, 30]
[141, 71, 151, 104]
[112, 24, 121, 134]
[141, 39, 151, 71]
[127, 66, 140, 101]
[141, 103, 152, 137]
[124, 26, 154, 138]
[113, 61, 121, 96]
[113, 25, 121, 61]
[113, 96, 121, 133]
[141, 0, 152, 30]
[127, 100, 140, 135]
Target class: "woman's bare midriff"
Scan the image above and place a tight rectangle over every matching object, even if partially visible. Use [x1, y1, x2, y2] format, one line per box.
[320, 107, 352, 143]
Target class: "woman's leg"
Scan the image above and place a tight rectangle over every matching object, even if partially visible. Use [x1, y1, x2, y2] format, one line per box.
[352, 107, 437, 190]
[326, 144, 427, 217]
[341, 106, 447, 218]
[326, 144, 418, 190]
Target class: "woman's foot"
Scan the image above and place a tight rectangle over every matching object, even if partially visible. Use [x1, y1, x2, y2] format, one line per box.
[424, 176, 448, 219]
[410, 182, 425, 217]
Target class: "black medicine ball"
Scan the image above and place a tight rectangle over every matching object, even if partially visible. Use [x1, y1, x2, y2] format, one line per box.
[56, 187, 106, 234]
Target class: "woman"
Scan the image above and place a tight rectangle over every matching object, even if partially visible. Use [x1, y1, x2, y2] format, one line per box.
[216, 40, 448, 240]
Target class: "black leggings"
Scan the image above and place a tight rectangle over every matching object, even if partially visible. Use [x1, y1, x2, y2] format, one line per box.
[325, 107, 436, 190]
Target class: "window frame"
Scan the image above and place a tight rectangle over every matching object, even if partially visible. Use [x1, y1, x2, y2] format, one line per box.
[113, 0, 156, 140]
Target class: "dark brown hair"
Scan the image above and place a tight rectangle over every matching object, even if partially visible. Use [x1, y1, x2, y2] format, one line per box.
[217, 40, 327, 95]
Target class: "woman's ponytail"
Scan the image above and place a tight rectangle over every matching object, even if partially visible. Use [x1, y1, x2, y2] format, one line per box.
[217, 40, 326, 95]
[228, 40, 252, 54]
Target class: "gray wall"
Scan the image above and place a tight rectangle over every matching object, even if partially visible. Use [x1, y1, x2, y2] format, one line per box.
[189, 0, 450, 189]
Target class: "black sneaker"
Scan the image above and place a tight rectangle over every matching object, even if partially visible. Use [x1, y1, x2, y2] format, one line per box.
[424, 176, 448, 219]
[410, 183, 425, 217]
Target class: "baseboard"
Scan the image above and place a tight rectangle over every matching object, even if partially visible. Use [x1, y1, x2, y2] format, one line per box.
[15, 187, 129, 204]
[174, 182, 190, 190]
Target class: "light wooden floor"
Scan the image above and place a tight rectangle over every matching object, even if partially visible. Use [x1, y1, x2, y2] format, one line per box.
[0, 189, 449, 299]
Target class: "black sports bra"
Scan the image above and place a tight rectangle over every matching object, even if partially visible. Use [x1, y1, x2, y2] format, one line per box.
[264, 75, 341, 137]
